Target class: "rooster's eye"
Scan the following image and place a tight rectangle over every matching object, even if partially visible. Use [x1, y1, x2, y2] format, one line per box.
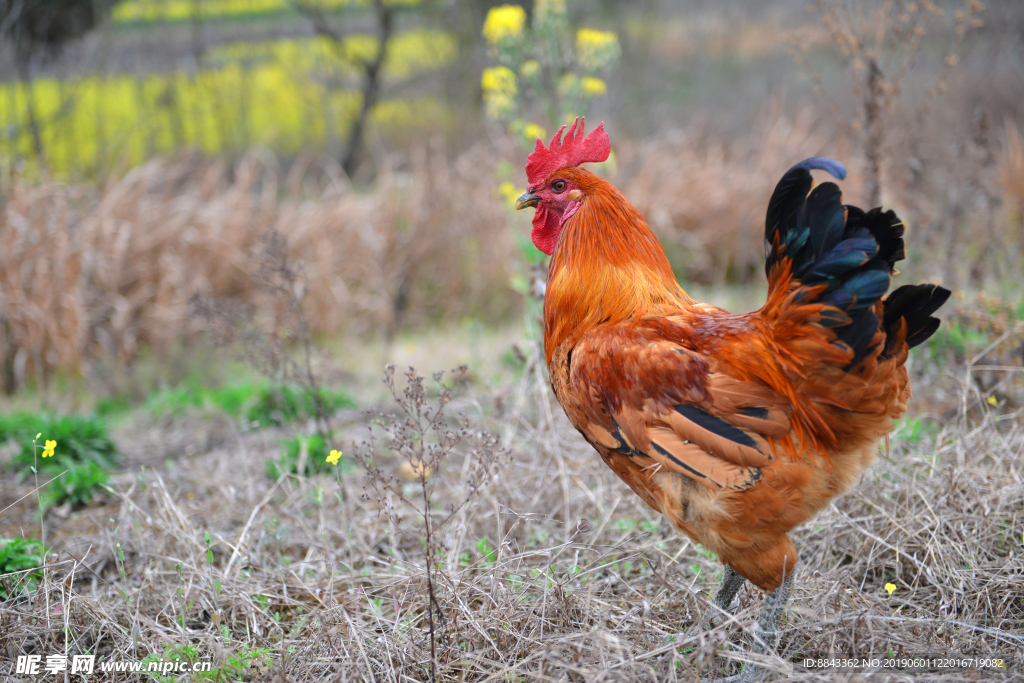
[551, 180, 567, 193]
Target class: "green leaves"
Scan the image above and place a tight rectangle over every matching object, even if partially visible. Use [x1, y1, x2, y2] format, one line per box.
[481, 2, 621, 146]
[266, 434, 351, 479]
[2, 413, 119, 476]
[0, 413, 117, 512]
[39, 461, 111, 511]
[206, 531, 215, 567]
[476, 537, 498, 566]
[0, 538, 48, 599]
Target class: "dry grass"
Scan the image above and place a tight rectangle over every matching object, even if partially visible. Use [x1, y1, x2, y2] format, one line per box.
[3, 103, 1024, 394]
[0, 142, 520, 391]
[621, 105, 1024, 294]
[0, 334, 1021, 681]
[619, 101, 856, 285]
[2, 102, 1024, 393]
[999, 119, 1024, 233]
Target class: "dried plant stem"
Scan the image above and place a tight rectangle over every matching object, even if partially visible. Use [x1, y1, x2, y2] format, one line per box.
[421, 474, 438, 681]
[32, 437, 44, 546]
[350, 365, 506, 680]
[864, 58, 885, 208]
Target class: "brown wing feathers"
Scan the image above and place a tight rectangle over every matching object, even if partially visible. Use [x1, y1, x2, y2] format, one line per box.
[647, 426, 764, 491]
[705, 374, 793, 439]
[572, 328, 793, 492]
[665, 405, 769, 467]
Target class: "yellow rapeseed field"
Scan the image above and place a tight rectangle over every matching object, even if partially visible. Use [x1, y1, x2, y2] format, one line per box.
[112, 0, 421, 24]
[0, 30, 456, 176]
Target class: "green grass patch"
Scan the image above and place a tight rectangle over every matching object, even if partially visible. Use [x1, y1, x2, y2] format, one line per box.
[247, 384, 355, 427]
[266, 434, 347, 478]
[0, 538, 48, 599]
[140, 641, 273, 682]
[0, 413, 120, 476]
[94, 394, 133, 417]
[893, 415, 942, 445]
[144, 380, 354, 425]
[927, 319, 991, 363]
[144, 380, 258, 417]
[39, 461, 112, 511]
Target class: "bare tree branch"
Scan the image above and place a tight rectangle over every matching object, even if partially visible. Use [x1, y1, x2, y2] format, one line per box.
[289, 0, 394, 177]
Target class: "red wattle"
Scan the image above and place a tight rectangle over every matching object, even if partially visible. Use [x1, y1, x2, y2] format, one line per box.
[531, 206, 561, 255]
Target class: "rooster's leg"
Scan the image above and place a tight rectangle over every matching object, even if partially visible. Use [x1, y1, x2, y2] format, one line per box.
[712, 565, 745, 612]
[670, 565, 747, 650]
[698, 565, 746, 628]
[665, 565, 746, 646]
[732, 572, 794, 683]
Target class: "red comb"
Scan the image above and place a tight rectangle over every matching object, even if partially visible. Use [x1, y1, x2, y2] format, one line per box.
[525, 117, 610, 186]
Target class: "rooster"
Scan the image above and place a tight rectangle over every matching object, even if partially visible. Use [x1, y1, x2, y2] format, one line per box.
[515, 118, 949, 680]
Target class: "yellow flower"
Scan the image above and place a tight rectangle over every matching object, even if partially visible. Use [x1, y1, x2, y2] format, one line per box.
[523, 122, 546, 141]
[987, 395, 997, 406]
[519, 59, 540, 78]
[576, 28, 621, 71]
[482, 5, 525, 45]
[498, 181, 521, 208]
[326, 449, 342, 465]
[42, 439, 56, 458]
[581, 76, 607, 96]
[481, 66, 517, 95]
[577, 28, 618, 53]
[884, 582, 896, 595]
[482, 67, 517, 120]
[485, 92, 515, 119]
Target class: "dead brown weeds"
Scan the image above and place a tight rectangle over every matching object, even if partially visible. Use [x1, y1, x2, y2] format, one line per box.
[618, 100, 856, 285]
[0, 142, 518, 392]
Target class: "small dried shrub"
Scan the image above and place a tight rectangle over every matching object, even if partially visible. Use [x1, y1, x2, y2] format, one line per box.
[351, 365, 507, 679]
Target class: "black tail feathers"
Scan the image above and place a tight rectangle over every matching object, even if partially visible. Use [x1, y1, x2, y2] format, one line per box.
[882, 284, 951, 356]
[765, 157, 949, 365]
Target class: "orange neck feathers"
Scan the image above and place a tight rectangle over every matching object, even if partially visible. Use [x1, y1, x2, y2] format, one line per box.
[543, 168, 691, 363]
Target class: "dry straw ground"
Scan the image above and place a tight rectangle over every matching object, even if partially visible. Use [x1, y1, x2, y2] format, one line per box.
[0, 335, 1022, 681]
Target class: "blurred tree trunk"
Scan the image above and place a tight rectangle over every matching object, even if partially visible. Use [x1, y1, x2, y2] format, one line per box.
[12, 46, 45, 163]
[2, 0, 126, 169]
[863, 58, 884, 209]
[292, 0, 394, 178]
[342, 0, 393, 177]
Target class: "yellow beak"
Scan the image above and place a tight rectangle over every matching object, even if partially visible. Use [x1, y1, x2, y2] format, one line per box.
[515, 190, 540, 210]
